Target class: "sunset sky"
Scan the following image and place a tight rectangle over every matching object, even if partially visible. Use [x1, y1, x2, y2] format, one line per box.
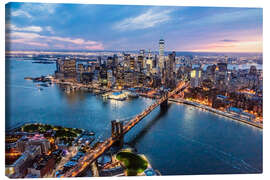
[5, 3, 263, 53]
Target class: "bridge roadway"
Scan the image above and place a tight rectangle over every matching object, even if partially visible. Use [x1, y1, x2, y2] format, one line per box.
[62, 82, 188, 177]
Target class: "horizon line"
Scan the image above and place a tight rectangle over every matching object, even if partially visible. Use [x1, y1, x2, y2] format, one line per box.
[5, 50, 263, 54]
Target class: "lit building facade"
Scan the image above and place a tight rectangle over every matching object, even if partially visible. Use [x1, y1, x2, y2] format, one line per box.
[190, 68, 202, 88]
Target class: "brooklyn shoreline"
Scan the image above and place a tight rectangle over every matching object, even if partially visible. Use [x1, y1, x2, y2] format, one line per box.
[169, 98, 263, 129]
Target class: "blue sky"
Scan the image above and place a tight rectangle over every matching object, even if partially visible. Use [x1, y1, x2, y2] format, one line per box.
[5, 3, 263, 52]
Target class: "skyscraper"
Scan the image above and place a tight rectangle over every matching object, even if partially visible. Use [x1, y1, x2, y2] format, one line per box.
[137, 55, 144, 72]
[190, 68, 202, 88]
[159, 39, 165, 58]
[167, 52, 176, 88]
[113, 54, 118, 67]
[139, 49, 145, 56]
[216, 63, 228, 90]
[129, 57, 135, 71]
[159, 39, 165, 73]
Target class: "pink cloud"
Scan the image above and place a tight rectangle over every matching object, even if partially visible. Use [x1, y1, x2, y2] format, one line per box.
[191, 39, 262, 53]
[187, 30, 262, 53]
[25, 41, 49, 47]
[85, 44, 104, 50]
[49, 36, 98, 45]
[7, 38, 48, 47]
[6, 31, 104, 50]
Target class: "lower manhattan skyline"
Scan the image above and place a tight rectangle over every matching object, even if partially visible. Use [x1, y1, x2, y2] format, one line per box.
[5, 3, 262, 52]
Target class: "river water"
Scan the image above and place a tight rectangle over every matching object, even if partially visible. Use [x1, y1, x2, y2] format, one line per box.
[5, 58, 262, 175]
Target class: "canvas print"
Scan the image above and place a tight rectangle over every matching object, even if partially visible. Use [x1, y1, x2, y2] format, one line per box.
[5, 2, 263, 178]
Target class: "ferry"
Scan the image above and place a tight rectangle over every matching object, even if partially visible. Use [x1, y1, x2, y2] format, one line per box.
[108, 92, 127, 101]
[24, 77, 33, 80]
[93, 89, 101, 95]
[122, 90, 139, 98]
[127, 92, 139, 98]
[102, 93, 109, 98]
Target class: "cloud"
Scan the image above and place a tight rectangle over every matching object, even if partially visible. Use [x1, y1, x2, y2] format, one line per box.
[220, 39, 239, 42]
[9, 31, 42, 39]
[191, 39, 262, 53]
[6, 24, 43, 32]
[114, 8, 172, 31]
[48, 36, 99, 45]
[84, 44, 104, 50]
[12, 39, 48, 47]
[10, 10, 32, 18]
[6, 31, 104, 50]
[7, 3, 58, 19]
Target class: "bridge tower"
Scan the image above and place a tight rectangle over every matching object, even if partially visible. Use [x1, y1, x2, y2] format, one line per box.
[160, 99, 168, 110]
[160, 92, 169, 110]
[111, 120, 124, 148]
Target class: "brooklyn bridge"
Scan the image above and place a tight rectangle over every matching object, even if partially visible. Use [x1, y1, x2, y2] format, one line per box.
[62, 82, 189, 177]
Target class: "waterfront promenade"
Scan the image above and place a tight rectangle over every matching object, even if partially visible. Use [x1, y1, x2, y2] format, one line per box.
[169, 98, 263, 129]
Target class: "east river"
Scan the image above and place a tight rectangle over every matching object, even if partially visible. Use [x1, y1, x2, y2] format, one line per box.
[6, 58, 262, 175]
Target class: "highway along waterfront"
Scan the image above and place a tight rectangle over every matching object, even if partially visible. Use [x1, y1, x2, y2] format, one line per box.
[6, 59, 262, 175]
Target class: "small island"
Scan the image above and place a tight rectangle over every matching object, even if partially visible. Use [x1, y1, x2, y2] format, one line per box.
[115, 149, 159, 176]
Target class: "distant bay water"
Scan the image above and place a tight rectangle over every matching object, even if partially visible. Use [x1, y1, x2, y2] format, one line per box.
[5, 58, 262, 175]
